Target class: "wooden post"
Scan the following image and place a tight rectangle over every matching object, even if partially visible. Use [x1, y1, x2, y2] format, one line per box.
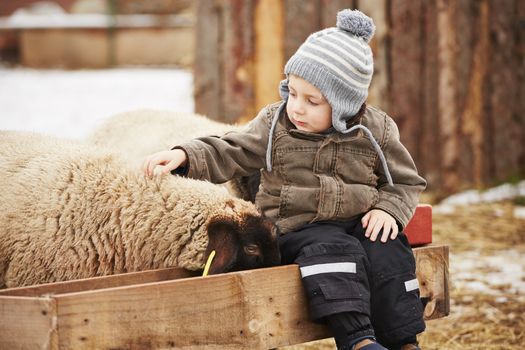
[252, 0, 284, 122]
[357, 0, 389, 111]
[421, 0, 442, 188]
[460, 0, 490, 187]
[487, 0, 523, 181]
[194, 0, 221, 121]
[436, 0, 460, 193]
[283, 0, 321, 60]
[219, 0, 255, 123]
[389, 0, 424, 163]
[519, 1, 525, 170]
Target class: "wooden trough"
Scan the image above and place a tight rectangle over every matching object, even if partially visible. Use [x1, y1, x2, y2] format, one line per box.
[0, 205, 448, 349]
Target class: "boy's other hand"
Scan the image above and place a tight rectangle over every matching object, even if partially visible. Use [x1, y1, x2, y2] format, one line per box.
[361, 209, 398, 243]
[142, 149, 187, 177]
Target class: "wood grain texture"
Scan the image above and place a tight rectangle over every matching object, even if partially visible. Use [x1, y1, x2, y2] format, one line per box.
[0, 245, 448, 349]
[253, 0, 284, 116]
[414, 245, 449, 320]
[358, 0, 389, 112]
[389, 0, 423, 161]
[0, 296, 57, 350]
[194, 0, 221, 120]
[488, 0, 522, 181]
[0, 267, 197, 297]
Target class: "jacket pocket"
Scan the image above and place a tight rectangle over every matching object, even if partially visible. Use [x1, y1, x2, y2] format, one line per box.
[278, 184, 319, 218]
[337, 146, 378, 186]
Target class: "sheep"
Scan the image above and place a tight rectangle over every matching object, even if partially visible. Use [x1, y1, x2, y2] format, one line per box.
[88, 109, 260, 202]
[0, 130, 280, 288]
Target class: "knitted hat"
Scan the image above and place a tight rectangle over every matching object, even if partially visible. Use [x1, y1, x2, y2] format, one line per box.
[280, 9, 375, 133]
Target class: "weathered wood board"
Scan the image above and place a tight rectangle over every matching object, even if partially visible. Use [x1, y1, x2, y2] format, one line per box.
[0, 245, 448, 349]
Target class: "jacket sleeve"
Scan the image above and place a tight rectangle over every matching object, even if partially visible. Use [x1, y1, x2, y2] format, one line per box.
[177, 106, 272, 184]
[372, 116, 427, 229]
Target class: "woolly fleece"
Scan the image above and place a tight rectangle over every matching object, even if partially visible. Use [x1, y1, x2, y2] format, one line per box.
[0, 131, 262, 287]
[88, 109, 250, 199]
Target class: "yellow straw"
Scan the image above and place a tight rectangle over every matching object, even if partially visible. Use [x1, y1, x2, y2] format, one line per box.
[202, 250, 216, 277]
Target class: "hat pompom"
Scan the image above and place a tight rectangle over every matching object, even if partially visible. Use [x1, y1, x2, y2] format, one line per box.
[336, 9, 375, 43]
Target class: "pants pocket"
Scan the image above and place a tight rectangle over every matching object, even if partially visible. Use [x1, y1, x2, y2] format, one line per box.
[303, 273, 371, 320]
[320, 280, 369, 301]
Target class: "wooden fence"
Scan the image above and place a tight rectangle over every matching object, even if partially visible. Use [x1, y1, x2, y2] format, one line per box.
[194, 0, 525, 193]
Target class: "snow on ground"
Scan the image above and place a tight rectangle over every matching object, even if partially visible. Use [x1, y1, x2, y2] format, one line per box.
[436, 181, 525, 209]
[0, 67, 194, 139]
[451, 249, 525, 300]
[434, 181, 525, 220]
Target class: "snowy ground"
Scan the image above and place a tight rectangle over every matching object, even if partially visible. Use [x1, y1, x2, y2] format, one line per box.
[435, 181, 525, 219]
[451, 249, 525, 299]
[0, 67, 194, 139]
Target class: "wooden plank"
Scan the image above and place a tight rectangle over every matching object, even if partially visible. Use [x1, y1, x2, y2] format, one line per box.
[20, 28, 110, 69]
[240, 265, 332, 348]
[320, 0, 355, 28]
[414, 244, 449, 320]
[0, 296, 57, 350]
[519, 0, 525, 170]
[22, 245, 447, 349]
[421, 0, 441, 189]
[455, 0, 475, 184]
[389, 0, 423, 162]
[253, 0, 284, 115]
[437, 0, 460, 193]
[459, 0, 490, 187]
[114, 27, 194, 67]
[194, 0, 221, 121]
[357, 0, 389, 111]
[55, 273, 257, 349]
[284, 0, 321, 60]
[488, 0, 521, 181]
[219, 0, 255, 123]
[0, 267, 197, 297]
[405, 204, 433, 246]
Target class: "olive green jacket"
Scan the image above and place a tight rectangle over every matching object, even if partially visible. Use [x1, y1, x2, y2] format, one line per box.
[180, 101, 426, 234]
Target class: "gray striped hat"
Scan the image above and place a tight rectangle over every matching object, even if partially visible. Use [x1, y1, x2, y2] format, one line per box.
[280, 9, 375, 133]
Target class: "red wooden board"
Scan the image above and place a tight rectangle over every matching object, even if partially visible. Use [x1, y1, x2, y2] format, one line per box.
[405, 204, 432, 246]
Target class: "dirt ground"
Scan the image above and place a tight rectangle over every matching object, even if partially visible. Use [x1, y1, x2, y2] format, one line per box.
[281, 200, 525, 350]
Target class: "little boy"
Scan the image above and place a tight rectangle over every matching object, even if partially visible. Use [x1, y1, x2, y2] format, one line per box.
[143, 9, 426, 350]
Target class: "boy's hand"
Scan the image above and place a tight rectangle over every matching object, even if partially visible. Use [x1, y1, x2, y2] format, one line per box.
[361, 209, 399, 243]
[142, 149, 187, 177]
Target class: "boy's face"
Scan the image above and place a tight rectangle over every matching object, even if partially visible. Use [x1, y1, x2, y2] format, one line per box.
[286, 74, 332, 133]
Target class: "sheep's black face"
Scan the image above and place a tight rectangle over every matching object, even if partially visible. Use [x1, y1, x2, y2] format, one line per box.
[205, 215, 280, 274]
[234, 215, 281, 271]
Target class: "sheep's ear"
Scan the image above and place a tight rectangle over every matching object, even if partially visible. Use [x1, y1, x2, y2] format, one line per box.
[206, 220, 239, 274]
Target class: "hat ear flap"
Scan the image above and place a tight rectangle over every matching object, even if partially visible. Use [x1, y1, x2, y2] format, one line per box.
[279, 78, 290, 100]
[331, 107, 347, 133]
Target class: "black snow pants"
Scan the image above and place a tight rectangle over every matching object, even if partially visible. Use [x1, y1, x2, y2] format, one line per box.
[279, 216, 425, 349]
